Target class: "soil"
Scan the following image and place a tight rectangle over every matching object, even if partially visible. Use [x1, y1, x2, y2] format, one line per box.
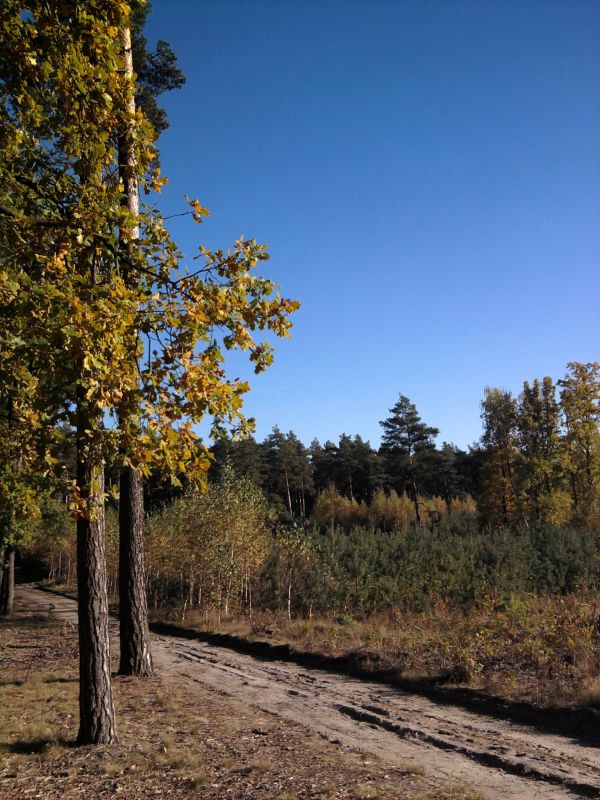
[3, 585, 600, 800]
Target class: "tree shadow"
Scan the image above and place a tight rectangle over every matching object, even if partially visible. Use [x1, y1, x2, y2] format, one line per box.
[0, 612, 57, 630]
[151, 620, 600, 747]
[3, 737, 72, 755]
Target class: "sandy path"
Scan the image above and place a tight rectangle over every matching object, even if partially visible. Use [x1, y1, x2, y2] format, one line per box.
[17, 585, 600, 800]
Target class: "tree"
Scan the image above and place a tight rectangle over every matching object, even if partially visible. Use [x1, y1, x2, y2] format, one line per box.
[424, 442, 467, 510]
[130, 0, 185, 138]
[516, 377, 562, 525]
[118, 0, 186, 679]
[271, 523, 318, 620]
[558, 362, 600, 527]
[0, 0, 298, 744]
[262, 428, 313, 516]
[116, 21, 150, 679]
[379, 395, 439, 524]
[336, 434, 382, 503]
[479, 388, 519, 526]
[310, 438, 339, 496]
[210, 435, 265, 487]
[144, 464, 271, 617]
[1, 1, 128, 742]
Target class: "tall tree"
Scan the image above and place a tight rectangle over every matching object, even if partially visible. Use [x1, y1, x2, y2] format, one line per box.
[210, 435, 265, 487]
[558, 362, 600, 527]
[0, 0, 134, 742]
[130, 0, 185, 137]
[310, 439, 338, 496]
[516, 377, 562, 524]
[117, 0, 185, 679]
[379, 395, 438, 524]
[424, 442, 467, 509]
[116, 22, 152, 678]
[262, 428, 313, 516]
[479, 387, 519, 526]
[0, 0, 298, 743]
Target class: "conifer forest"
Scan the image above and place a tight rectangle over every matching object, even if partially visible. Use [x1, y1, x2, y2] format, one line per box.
[0, 2, 598, 799]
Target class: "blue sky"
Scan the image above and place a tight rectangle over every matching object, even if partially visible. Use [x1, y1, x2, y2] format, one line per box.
[145, 0, 600, 449]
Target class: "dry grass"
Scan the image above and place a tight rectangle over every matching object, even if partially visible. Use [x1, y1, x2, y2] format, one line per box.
[577, 675, 600, 708]
[417, 788, 486, 800]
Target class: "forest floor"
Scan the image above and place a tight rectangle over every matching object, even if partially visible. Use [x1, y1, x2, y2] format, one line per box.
[3, 586, 599, 800]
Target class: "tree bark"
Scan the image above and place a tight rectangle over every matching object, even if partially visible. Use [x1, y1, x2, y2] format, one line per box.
[117, 26, 153, 677]
[76, 447, 118, 744]
[284, 467, 292, 515]
[119, 466, 152, 675]
[0, 546, 15, 615]
[0, 545, 5, 607]
[411, 474, 421, 526]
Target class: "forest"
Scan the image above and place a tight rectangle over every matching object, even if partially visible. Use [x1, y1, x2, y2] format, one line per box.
[0, 1, 599, 786]
[26, 361, 600, 623]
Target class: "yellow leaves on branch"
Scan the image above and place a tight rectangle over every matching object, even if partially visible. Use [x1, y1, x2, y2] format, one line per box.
[185, 196, 210, 223]
[0, 0, 300, 502]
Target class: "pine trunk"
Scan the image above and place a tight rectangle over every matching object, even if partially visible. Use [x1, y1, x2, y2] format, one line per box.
[411, 476, 421, 526]
[119, 467, 153, 676]
[284, 468, 292, 515]
[1, 546, 15, 615]
[76, 450, 118, 744]
[117, 26, 153, 677]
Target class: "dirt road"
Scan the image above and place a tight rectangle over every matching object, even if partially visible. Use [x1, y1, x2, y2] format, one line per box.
[17, 585, 599, 800]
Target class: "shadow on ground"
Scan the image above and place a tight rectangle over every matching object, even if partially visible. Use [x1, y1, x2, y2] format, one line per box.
[150, 619, 600, 747]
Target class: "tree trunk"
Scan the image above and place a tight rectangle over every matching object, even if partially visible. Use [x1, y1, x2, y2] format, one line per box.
[1, 546, 15, 615]
[411, 476, 421, 526]
[300, 477, 306, 518]
[284, 467, 293, 515]
[118, 466, 153, 676]
[0, 548, 4, 611]
[76, 450, 118, 744]
[570, 469, 579, 511]
[500, 457, 509, 525]
[117, 26, 153, 677]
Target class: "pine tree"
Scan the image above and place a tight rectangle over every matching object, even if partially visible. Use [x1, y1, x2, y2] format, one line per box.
[117, 0, 186, 679]
[116, 22, 153, 678]
[130, 1, 185, 138]
[310, 439, 339, 496]
[262, 428, 313, 516]
[379, 395, 439, 525]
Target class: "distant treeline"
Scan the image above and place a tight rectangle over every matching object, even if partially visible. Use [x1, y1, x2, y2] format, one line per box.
[203, 361, 600, 532]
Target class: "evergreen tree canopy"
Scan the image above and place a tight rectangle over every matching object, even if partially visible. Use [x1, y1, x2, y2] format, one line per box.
[379, 395, 439, 524]
[131, 0, 185, 136]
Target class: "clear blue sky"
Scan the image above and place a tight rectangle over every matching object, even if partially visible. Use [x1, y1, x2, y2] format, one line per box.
[145, 0, 600, 449]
